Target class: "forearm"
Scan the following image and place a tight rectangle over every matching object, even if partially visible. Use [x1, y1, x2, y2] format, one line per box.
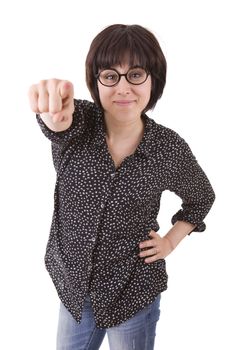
[164, 220, 197, 250]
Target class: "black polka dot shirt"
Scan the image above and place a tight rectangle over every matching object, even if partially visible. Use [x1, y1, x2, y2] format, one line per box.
[36, 99, 215, 328]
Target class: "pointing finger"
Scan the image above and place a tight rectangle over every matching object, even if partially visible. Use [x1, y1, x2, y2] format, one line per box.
[59, 80, 74, 99]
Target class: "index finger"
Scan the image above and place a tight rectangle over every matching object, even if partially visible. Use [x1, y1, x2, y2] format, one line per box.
[58, 81, 74, 99]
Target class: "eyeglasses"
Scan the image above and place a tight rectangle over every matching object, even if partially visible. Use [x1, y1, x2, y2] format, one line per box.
[96, 67, 149, 87]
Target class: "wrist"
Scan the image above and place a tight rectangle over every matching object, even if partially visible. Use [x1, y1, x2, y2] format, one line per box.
[163, 235, 175, 252]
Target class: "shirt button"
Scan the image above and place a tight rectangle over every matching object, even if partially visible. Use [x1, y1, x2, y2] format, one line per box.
[87, 265, 92, 272]
[110, 173, 115, 178]
[90, 237, 96, 242]
[100, 203, 105, 209]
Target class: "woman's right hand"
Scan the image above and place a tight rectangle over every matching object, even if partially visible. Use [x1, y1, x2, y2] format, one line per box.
[28, 79, 75, 131]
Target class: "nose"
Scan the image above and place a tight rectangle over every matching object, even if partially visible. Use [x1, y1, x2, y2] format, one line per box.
[116, 75, 131, 94]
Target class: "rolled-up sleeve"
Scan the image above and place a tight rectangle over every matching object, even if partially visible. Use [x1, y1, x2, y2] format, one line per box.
[165, 133, 215, 232]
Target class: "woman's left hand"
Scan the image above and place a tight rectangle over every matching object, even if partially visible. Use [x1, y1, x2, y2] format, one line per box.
[138, 230, 173, 263]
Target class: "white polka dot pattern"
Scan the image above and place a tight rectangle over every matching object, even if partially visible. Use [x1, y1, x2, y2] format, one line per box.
[36, 99, 215, 328]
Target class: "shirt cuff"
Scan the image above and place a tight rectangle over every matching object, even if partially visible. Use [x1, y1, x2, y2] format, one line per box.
[171, 210, 206, 233]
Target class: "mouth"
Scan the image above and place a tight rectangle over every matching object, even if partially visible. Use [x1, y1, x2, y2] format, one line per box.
[113, 100, 135, 106]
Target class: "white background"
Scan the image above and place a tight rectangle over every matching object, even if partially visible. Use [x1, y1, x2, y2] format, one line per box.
[0, 0, 232, 349]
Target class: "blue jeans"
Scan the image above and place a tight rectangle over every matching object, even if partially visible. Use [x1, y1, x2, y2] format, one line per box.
[56, 294, 161, 350]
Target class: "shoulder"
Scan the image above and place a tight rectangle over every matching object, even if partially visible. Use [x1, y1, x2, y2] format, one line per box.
[74, 99, 102, 116]
[71, 99, 103, 132]
[148, 118, 187, 150]
[144, 117, 196, 164]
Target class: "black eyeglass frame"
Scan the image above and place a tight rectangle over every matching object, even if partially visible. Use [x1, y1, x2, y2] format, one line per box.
[95, 67, 150, 87]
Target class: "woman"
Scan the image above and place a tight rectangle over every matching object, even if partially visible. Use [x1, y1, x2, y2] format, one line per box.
[28, 24, 215, 350]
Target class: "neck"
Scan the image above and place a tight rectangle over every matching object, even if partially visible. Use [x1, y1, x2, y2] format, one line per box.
[104, 113, 145, 142]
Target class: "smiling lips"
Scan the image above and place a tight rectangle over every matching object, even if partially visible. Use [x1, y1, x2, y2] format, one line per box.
[114, 100, 135, 106]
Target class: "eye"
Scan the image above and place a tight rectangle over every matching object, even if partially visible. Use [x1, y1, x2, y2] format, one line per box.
[106, 74, 118, 81]
[128, 69, 145, 80]
[100, 70, 118, 83]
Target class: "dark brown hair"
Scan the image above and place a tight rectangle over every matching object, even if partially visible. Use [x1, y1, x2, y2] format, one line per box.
[85, 24, 167, 112]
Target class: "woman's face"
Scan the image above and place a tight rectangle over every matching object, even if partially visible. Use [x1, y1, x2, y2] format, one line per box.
[97, 63, 151, 122]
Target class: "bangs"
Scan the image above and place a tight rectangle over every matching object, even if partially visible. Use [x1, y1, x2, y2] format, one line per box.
[94, 32, 149, 72]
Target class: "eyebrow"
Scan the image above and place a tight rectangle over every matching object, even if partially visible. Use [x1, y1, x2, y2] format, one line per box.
[105, 64, 143, 70]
